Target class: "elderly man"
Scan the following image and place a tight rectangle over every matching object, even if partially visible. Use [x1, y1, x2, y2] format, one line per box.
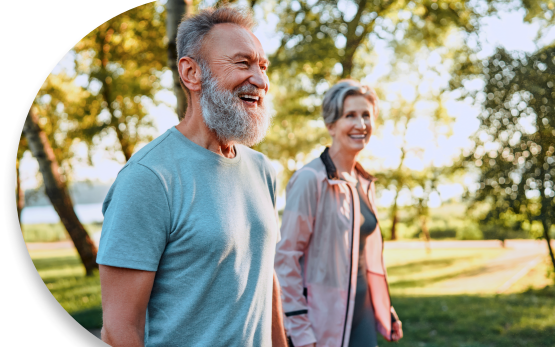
[97, 7, 287, 347]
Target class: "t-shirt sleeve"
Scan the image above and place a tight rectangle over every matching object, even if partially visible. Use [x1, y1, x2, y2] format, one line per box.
[97, 163, 171, 271]
[273, 172, 281, 244]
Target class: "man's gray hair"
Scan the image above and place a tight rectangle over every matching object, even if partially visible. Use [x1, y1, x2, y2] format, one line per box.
[322, 79, 379, 125]
[176, 6, 256, 64]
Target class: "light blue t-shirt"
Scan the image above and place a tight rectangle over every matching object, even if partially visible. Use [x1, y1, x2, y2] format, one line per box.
[97, 127, 279, 347]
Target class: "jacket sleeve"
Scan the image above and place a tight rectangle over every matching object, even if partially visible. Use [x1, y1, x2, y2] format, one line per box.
[274, 169, 319, 347]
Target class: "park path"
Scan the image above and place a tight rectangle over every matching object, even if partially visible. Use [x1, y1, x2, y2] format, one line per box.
[385, 239, 553, 294]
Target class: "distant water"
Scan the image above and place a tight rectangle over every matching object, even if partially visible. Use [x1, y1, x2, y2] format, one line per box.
[21, 203, 104, 224]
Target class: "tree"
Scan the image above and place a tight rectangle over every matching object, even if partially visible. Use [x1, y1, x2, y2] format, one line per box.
[19, 3, 172, 272]
[73, 2, 166, 161]
[166, 0, 192, 121]
[380, 95, 418, 240]
[259, 0, 555, 192]
[16, 136, 27, 228]
[262, 0, 481, 182]
[461, 47, 555, 272]
[23, 109, 98, 276]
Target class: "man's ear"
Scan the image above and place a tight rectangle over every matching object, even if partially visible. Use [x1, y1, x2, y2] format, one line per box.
[178, 57, 202, 92]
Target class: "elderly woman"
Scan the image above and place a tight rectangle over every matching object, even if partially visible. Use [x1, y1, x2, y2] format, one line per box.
[275, 80, 403, 347]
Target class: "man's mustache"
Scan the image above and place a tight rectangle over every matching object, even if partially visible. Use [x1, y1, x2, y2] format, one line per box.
[233, 83, 266, 98]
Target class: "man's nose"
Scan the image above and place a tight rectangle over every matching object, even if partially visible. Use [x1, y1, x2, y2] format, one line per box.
[249, 68, 269, 92]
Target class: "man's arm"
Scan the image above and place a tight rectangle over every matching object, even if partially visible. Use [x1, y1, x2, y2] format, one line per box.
[99, 265, 156, 347]
[272, 271, 288, 347]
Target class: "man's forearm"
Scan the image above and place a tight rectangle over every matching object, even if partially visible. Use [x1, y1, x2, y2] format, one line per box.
[99, 265, 154, 347]
[272, 272, 288, 347]
[101, 324, 144, 347]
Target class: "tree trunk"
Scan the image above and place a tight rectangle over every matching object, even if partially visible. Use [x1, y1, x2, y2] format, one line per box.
[541, 214, 555, 273]
[390, 200, 398, 241]
[166, 0, 190, 121]
[421, 215, 431, 254]
[23, 109, 98, 276]
[16, 159, 25, 231]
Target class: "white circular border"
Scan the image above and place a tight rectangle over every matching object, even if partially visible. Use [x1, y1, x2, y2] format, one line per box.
[0, 1, 151, 345]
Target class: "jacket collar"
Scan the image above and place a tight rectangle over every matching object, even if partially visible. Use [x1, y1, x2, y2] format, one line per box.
[319, 147, 376, 182]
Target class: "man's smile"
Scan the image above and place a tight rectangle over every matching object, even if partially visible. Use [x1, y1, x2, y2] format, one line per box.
[238, 93, 262, 107]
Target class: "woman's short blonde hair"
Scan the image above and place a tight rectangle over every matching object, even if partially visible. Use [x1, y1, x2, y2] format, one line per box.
[322, 79, 379, 125]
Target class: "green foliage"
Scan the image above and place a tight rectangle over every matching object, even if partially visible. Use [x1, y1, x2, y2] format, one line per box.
[73, 2, 167, 161]
[33, 73, 101, 182]
[377, 203, 484, 240]
[260, 0, 542, 187]
[461, 46, 555, 241]
[456, 223, 483, 240]
[24, 2, 170, 195]
[429, 228, 456, 239]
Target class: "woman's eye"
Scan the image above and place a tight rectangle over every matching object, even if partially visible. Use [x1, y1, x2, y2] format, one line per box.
[362, 113, 370, 118]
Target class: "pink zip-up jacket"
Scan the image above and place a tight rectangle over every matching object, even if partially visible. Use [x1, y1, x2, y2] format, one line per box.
[275, 148, 397, 347]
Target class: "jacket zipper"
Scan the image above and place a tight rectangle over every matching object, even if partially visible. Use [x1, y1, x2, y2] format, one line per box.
[340, 184, 355, 347]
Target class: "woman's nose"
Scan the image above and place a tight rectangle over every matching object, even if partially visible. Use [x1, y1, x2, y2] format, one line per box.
[354, 116, 366, 129]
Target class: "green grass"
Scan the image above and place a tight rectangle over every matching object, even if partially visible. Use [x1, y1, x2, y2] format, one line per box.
[28, 247, 555, 344]
[379, 288, 555, 347]
[379, 248, 555, 346]
[22, 222, 102, 243]
[30, 248, 102, 329]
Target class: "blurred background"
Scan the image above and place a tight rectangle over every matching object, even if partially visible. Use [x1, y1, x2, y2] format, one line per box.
[18, 0, 555, 345]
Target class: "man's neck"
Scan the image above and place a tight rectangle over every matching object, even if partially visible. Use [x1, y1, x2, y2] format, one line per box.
[175, 98, 236, 158]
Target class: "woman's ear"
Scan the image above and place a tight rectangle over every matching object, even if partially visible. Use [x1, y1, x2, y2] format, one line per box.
[178, 57, 202, 92]
[326, 122, 336, 138]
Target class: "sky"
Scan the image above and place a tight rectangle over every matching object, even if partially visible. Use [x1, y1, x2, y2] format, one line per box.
[19, 5, 550, 209]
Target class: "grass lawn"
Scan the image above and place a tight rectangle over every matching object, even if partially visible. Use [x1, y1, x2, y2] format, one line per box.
[28, 247, 555, 345]
[21, 222, 102, 243]
[379, 287, 555, 347]
[30, 248, 102, 329]
[381, 248, 555, 346]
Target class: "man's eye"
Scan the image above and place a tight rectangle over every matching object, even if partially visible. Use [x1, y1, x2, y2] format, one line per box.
[260, 65, 268, 71]
[238, 61, 249, 66]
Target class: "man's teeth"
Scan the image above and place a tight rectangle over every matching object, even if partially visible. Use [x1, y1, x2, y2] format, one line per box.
[239, 94, 259, 101]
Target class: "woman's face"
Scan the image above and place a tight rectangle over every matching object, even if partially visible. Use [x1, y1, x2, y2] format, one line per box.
[327, 95, 374, 155]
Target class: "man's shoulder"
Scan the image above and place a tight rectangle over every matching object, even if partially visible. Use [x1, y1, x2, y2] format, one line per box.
[238, 145, 275, 175]
[126, 129, 176, 168]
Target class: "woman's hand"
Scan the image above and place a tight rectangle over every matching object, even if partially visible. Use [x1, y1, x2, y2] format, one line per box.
[391, 320, 403, 341]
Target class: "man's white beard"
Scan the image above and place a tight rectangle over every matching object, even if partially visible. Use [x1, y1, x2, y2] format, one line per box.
[200, 67, 272, 147]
